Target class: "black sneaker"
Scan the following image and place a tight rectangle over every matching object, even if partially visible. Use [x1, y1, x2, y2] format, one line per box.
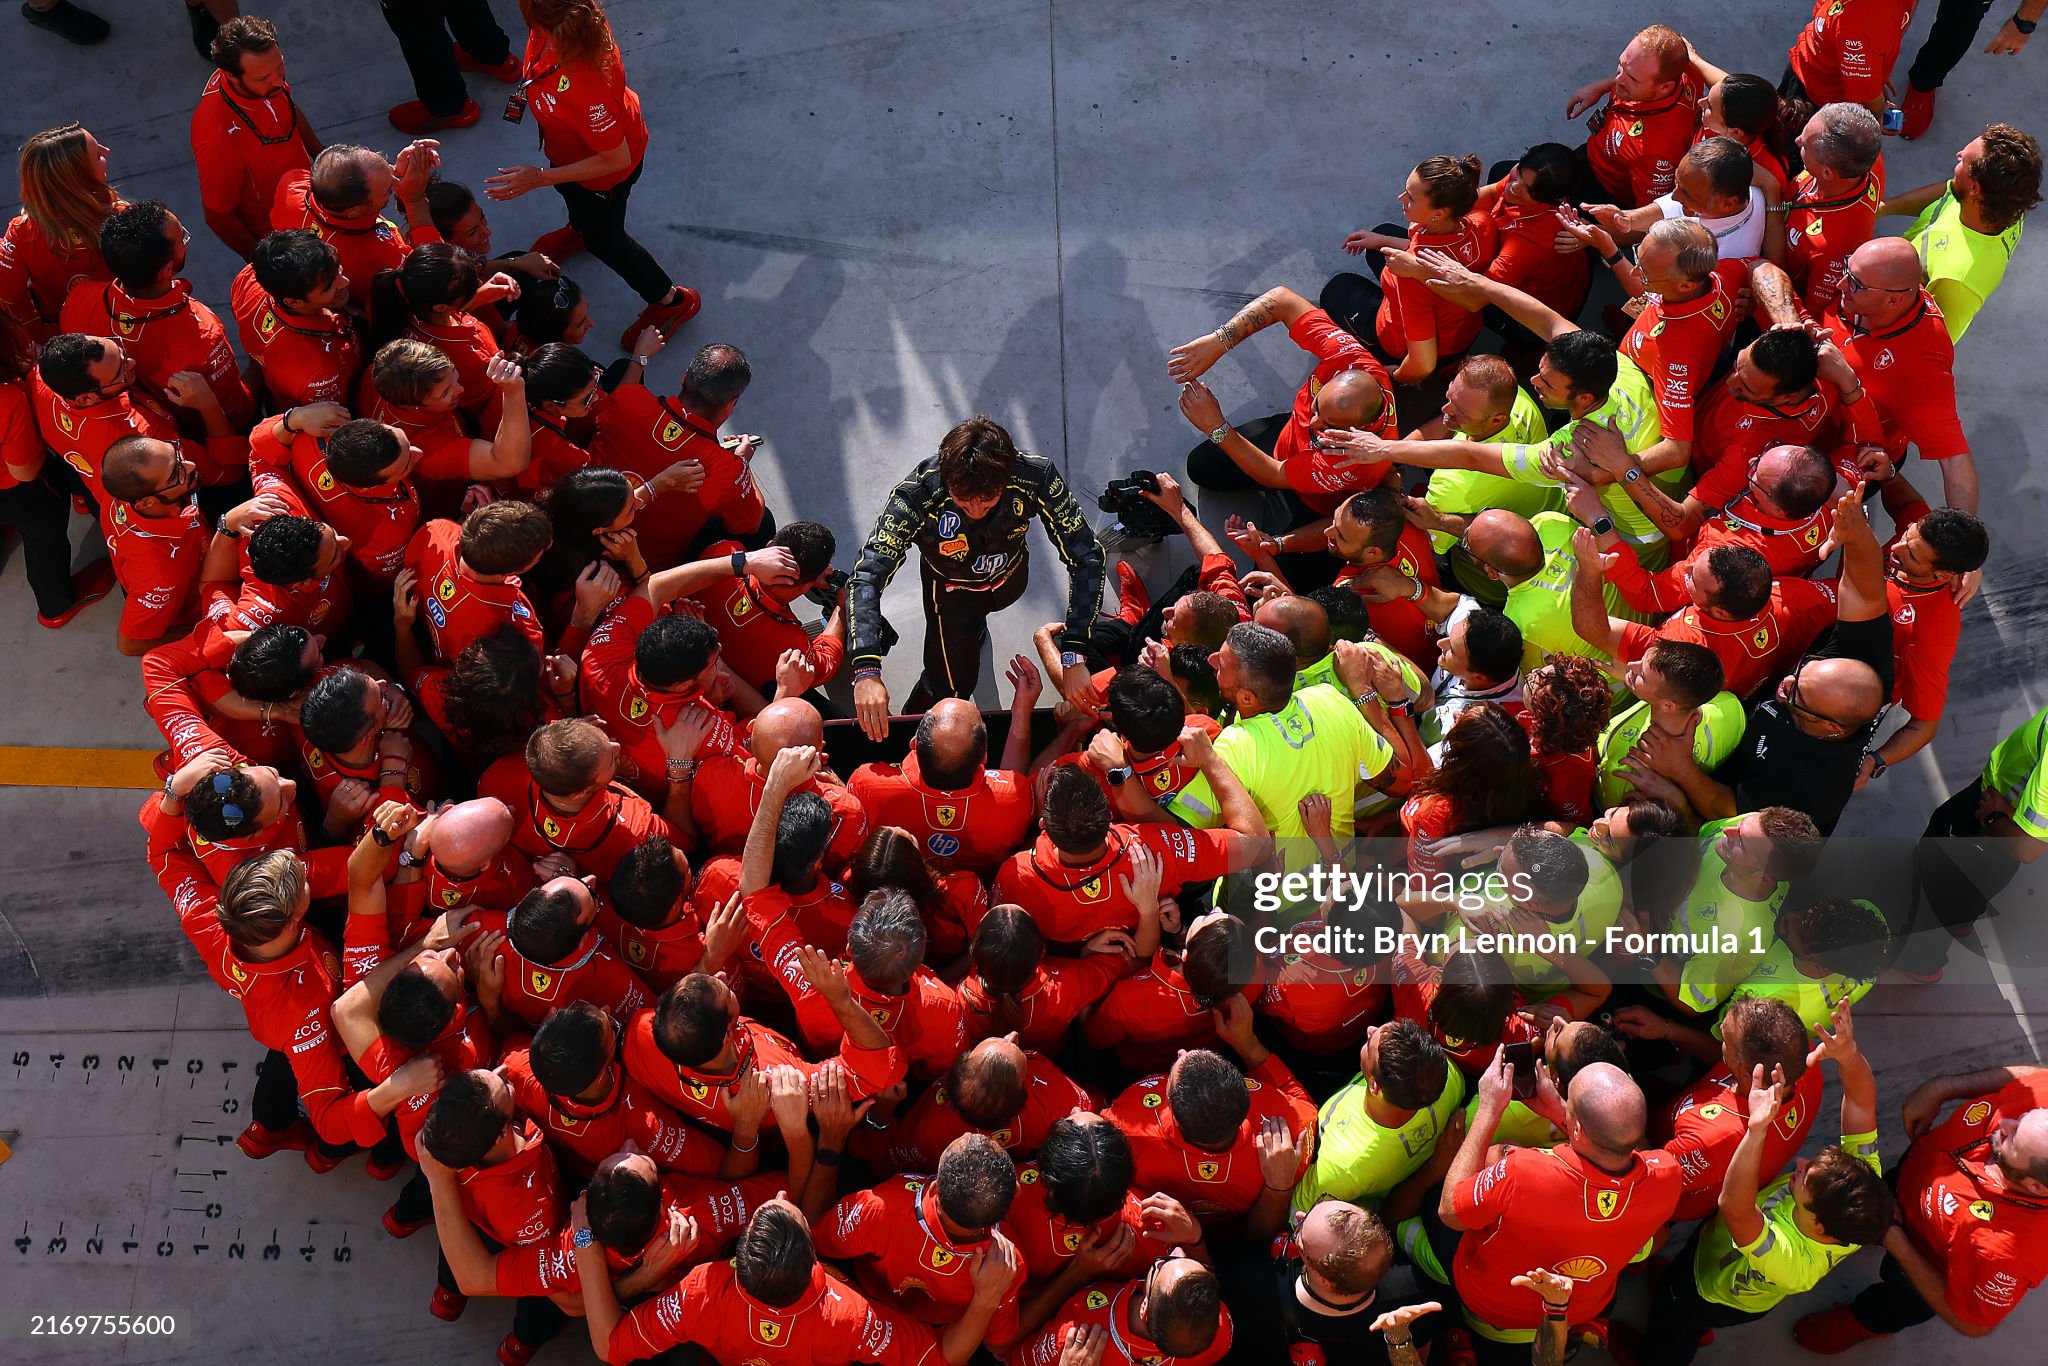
[186, 0, 218, 58]
[20, 0, 109, 44]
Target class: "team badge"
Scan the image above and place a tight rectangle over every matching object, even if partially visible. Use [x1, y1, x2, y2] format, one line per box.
[1970, 1200, 1995, 1221]
[935, 804, 959, 828]
[929, 1246, 955, 1270]
[1011, 498, 1024, 516]
[1084, 1291, 1109, 1310]
[315, 470, 335, 492]
[992, 1127, 1013, 1146]
[257, 308, 280, 342]
[938, 536, 969, 558]
[1078, 875, 1105, 901]
[1151, 768, 1173, 792]
[629, 696, 649, 721]
[111, 503, 128, 527]
[869, 1005, 893, 1026]
[626, 941, 647, 965]
[1709, 298, 1727, 322]
[1019, 1168, 1038, 1185]
[1963, 1101, 1993, 1127]
[1803, 524, 1821, 547]
[937, 510, 962, 537]
[658, 419, 685, 447]
[1752, 626, 1772, 650]
[754, 1320, 782, 1344]
[1627, 119, 1643, 137]
[228, 961, 248, 984]
[1142, 1092, 1163, 1108]
[728, 586, 753, 618]
[436, 577, 457, 602]
[57, 410, 76, 437]
[542, 815, 564, 841]
[1592, 1189, 1620, 1220]
[440, 887, 462, 907]
[1062, 1230, 1082, 1252]
[1196, 1160, 1221, 1181]
[687, 1079, 710, 1101]
[556, 74, 572, 93]
[306, 750, 324, 769]
[529, 969, 554, 995]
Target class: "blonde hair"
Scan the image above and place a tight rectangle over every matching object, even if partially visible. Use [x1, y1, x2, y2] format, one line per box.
[371, 338, 455, 406]
[520, 0, 616, 70]
[218, 851, 307, 950]
[18, 124, 121, 253]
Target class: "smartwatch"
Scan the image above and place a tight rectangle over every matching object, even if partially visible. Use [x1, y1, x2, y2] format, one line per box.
[1588, 515, 1616, 538]
[1105, 765, 1134, 787]
[2016, 15, 2039, 35]
[730, 550, 747, 579]
[1623, 466, 1643, 483]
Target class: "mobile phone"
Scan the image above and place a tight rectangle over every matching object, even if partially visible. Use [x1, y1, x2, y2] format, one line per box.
[1882, 105, 1905, 135]
[1504, 1040, 1539, 1101]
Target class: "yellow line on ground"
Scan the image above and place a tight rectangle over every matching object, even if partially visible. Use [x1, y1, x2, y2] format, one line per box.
[0, 746, 163, 790]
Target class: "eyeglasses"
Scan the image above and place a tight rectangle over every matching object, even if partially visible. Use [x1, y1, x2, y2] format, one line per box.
[1784, 669, 1883, 734]
[1838, 268, 1907, 297]
[210, 771, 248, 829]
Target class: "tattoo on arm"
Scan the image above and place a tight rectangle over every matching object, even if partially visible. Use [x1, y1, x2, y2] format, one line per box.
[1220, 292, 1280, 348]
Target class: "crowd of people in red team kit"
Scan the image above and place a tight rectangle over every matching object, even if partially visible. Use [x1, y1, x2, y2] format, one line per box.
[5, 1, 2048, 1364]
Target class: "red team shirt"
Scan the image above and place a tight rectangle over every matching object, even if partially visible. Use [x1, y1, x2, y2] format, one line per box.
[403, 518, 545, 663]
[1009, 1277, 1233, 1366]
[522, 32, 650, 193]
[454, 1120, 566, 1248]
[960, 952, 1126, 1053]
[1612, 551, 1837, 699]
[500, 1045, 727, 1178]
[611, 1259, 942, 1366]
[190, 72, 314, 247]
[689, 753, 868, 866]
[874, 1052, 1100, 1172]
[686, 546, 848, 690]
[251, 419, 420, 582]
[1106, 1056, 1317, 1222]
[229, 264, 361, 408]
[1272, 309, 1401, 514]
[816, 1178, 1024, 1343]
[591, 387, 765, 569]
[848, 754, 1037, 873]
[1789, 0, 1917, 107]
[31, 369, 184, 513]
[995, 823, 1248, 943]
[1450, 1143, 1683, 1333]
[60, 278, 255, 437]
[1377, 210, 1499, 360]
[1006, 1161, 1147, 1284]
[356, 1005, 498, 1158]
[270, 170, 433, 302]
[1585, 73, 1702, 207]
[1823, 295, 1970, 466]
[0, 211, 113, 340]
[1785, 169, 1882, 319]
[1620, 259, 1747, 445]
[621, 1007, 905, 1134]
[477, 753, 672, 884]
[579, 594, 747, 797]
[105, 493, 210, 640]
[1659, 1062, 1824, 1221]
[1484, 174, 1593, 318]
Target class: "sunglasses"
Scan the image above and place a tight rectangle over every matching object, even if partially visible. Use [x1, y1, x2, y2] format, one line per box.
[210, 770, 248, 829]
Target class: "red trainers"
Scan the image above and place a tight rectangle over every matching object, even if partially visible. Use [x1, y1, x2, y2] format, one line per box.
[1794, 1305, 1884, 1354]
[303, 1143, 347, 1176]
[388, 98, 482, 135]
[36, 559, 115, 629]
[531, 225, 585, 261]
[365, 1149, 408, 1181]
[497, 1333, 540, 1366]
[382, 1205, 432, 1240]
[618, 287, 702, 351]
[235, 1118, 314, 1160]
[429, 1286, 468, 1322]
[455, 46, 524, 83]
[1901, 85, 1936, 140]
[1115, 561, 1152, 625]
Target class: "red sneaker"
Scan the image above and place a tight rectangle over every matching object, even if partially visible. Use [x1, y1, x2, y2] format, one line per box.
[1794, 1305, 1884, 1354]
[497, 1333, 540, 1366]
[36, 559, 115, 629]
[365, 1149, 407, 1181]
[388, 98, 483, 135]
[454, 46, 524, 83]
[429, 1286, 468, 1322]
[618, 287, 702, 351]
[1901, 85, 1936, 140]
[1115, 561, 1152, 625]
[382, 1205, 432, 1240]
[303, 1143, 348, 1176]
[531, 225, 585, 261]
[235, 1118, 314, 1160]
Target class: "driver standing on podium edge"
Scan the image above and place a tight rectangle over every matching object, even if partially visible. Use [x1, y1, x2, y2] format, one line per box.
[849, 414, 1105, 738]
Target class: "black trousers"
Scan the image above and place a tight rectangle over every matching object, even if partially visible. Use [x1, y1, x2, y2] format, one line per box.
[904, 557, 1031, 708]
[1851, 1251, 1940, 1333]
[391, 1170, 566, 1349]
[1902, 777, 2024, 974]
[0, 474, 80, 617]
[1183, 411, 1349, 590]
[251, 1047, 408, 1166]
[1908, 0, 2000, 89]
[1639, 1226, 1772, 1366]
[555, 161, 675, 305]
[379, 0, 513, 117]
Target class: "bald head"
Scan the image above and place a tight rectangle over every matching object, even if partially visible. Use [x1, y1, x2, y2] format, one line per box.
[1317, 369, 1387, 429]
[1466, 510, 1544, 582]
[950, 1036, 1027, 1128]
[1568, 1062, 1648, 1156]
[749, 699, 824, 764]
[430, 798, 515, 873]
[1252, 595, 1331, 667]
[914, 698, 989, 790]
[1848, 237, 1923, 291]
[100, 434, 178, 504]
[2008, 1110, 2048, 1188]
[1790, 657, 1886, 726]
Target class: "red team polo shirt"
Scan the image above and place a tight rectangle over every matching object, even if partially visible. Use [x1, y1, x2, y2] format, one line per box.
[491, 1171, 782, 1300]
[229, 264, 360, 408]
[1823, 295, 1970, 466]
[590, 386, 765, 570]
[620, 1008, 906, 1134]
[1007, 1162, 1147, 1285]
[1378, 210, 1499, 361]
[1659, 1062, 1824, 1221]
[500, 1044, 727, 1178]
[454, 1121, 565, 1249]
[494, 929, 652, 1032]
[522, 33, 650, 193]
[1586, 73, 1702, 207]
[816, 1178, 1024, 1343]
[355, 376, 480, 499]
[1789, 0, 1916, 106]
[686, 546, 848, 691]
[1106, 1056, 1317, 1222]
[1814, 502, 1961, 722]
[477, 753, 671, 884]
[598, 900, 706, 994]
[689, 753, 868, 867]
[1620, 259, 1746, 445]
[105, 495, 210, 640]
[1333, 519, 1442, 669]
[1689, 377, 1882, 509]
[60, 278, 254, 437]
[848, 753, 1037, 873]
[759, 911, 967, 1077]
[1785, 170, 1882, 319]
[1010, 1276, 1234, 1366]
[873, 1052, 1100, 1172]
[960, 952, 1126, 1053]
[1612, 550, 1837, 699]
[0, 212, 112, 340]
[190, 72, 314, 248]
[270, 170, 433, 301]
[31, 370, 183, 513]
[580, 594, 747, 797]
[1895, 1074, 2048, 1329]
[1485, 174, 1593, 319]
[1451, 1143, 1683, 1333]
[1272, 309, 1402, 514]
[994, 823, 1248, 943]
[1254, 928, 1387, 1053]
[356, 1004, 498, 1159]
[403, 517, 545, 663]
[611, 1260, 942, 1366]
[251, 419, 419, 582]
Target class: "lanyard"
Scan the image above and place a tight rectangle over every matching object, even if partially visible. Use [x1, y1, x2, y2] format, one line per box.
[216, 83, 300, 146]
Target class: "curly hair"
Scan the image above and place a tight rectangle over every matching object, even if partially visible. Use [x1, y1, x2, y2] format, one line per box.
[1522, 654, 1611, 756]
[520, 0, 617, 70]
[1973, 123, 2044, 232]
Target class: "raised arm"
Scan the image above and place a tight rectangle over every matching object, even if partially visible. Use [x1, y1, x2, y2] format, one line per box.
[1166, 286, 1320, 383]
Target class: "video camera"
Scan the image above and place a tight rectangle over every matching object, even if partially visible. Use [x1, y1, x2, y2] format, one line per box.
[805, 566, 850, 609]
[1097, 470, 1182, 543]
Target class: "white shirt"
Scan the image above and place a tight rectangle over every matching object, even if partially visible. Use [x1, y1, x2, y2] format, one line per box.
[1654, 185, 1767, 261]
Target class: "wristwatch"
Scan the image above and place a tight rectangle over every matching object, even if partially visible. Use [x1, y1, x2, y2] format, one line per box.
[1105, 765, 1134, 787]
[1588, 514, 1616, 538]
[1623, 466, 1643, 483]
[1866, 752, 1889, 778]
[572, 1227, 594, 1250]
[2015, 15, 2038, 35]
[730, 550, 747, 578]
[1060, 651, 1083, 668]
[1207, 423, 1230, 445]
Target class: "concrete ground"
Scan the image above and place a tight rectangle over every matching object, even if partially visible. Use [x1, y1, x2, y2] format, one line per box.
[0, 0, 2044, 1361]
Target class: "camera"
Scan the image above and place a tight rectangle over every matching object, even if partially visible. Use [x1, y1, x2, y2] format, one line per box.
[805, 566, 849, 610]
[1097, 470, 1180, 543]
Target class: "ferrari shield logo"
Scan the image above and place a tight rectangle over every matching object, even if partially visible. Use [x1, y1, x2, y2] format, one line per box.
[728, 587, 753, 618]
[1062, 1230, 1082, 1252]
[1752, 626, 1772, 650]
[1970, 1200, 1995, 1221]
[628, 696, 649, 721]
[542, 815, 563, 842]
[868, 1005, 893, 1026]
[1592, 1189, 1620, 1220]
[436, 576, 457, 602]
[228, 960, 248, 984]
[1078, 875, 1105, 901]
[556, 74, 572, 93]
[754, 1320, 782, 1344]
[935, 804, 959, 828]
[257, 308, 280, 341]
[1151, 768, 1173, 792]
[687, 1079, 710, 1101]
[626, 940, 646, 964]
[529, 968, 554, 996]
[1084, 1290, 1109, 1310]
[57, 409, 76, 436]
[1710, 298, 1727, 322]
[658, 419, 685, 447]
[440, 887, 462, 907]
[1142, 1092, 1163, 1108]
[1196, 1160, 1221, 1181]
[992, 1128, 1013, 1146]
[929, 1246, 955, 1270]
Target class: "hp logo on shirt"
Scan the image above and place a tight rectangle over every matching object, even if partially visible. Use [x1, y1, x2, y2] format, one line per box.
[927, 833, 960, 858]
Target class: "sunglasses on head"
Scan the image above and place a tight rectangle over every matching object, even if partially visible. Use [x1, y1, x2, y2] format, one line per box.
[211, 770, 248, 829]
